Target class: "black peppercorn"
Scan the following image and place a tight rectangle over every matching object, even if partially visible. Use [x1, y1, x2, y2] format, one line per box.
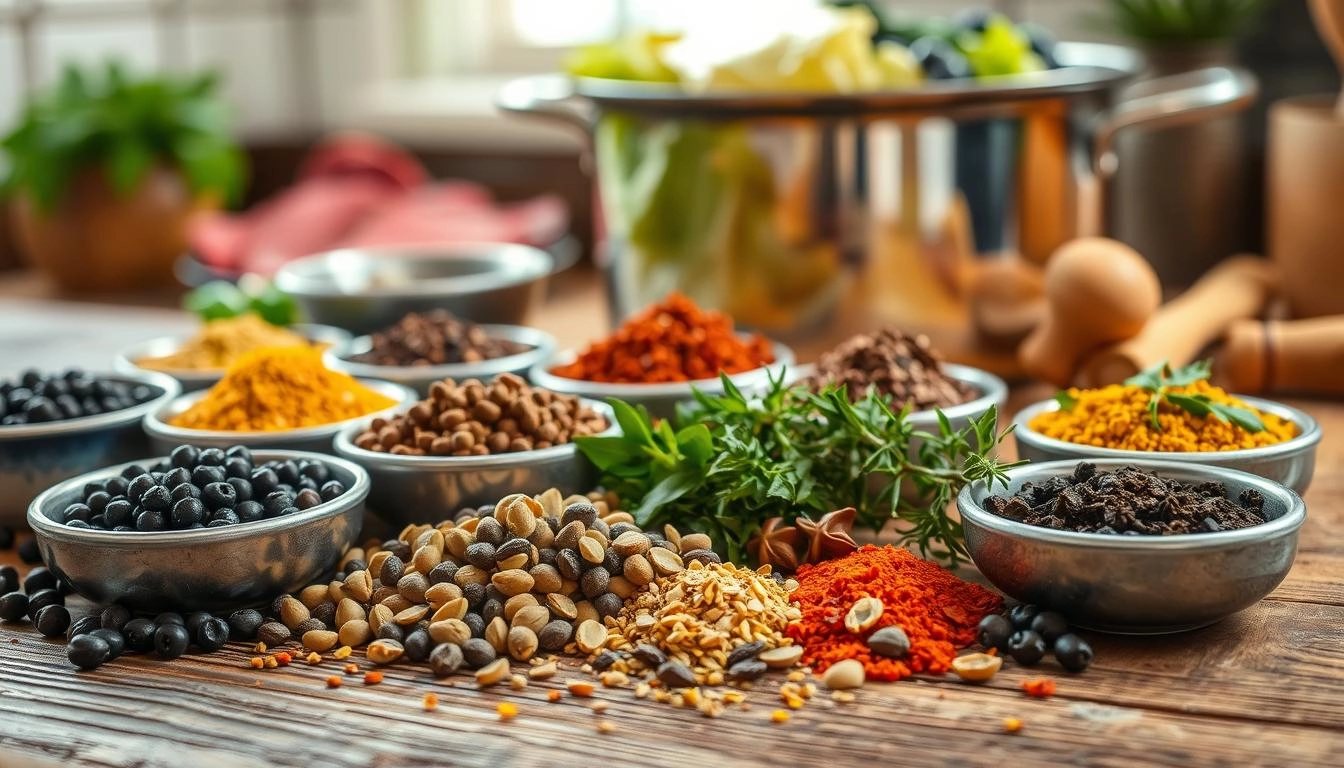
[195, 617, 230, 652]
[34, 604, 71, 637]
[227, 609, 264, 640]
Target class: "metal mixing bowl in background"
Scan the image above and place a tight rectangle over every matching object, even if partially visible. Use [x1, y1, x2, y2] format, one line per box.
[957, 459, 1305, 635]
[331, 401, 618, 527]
[1012, 396, 1321, 494]
[324, 325, 557, 396]
[273, 243, 555, 335]
[0, 371, 180, 528]
[142, 380, 416, 454]
[528, 341, 795, 420]
[27, 450, 368, 613]
[113, 323, 354, 393]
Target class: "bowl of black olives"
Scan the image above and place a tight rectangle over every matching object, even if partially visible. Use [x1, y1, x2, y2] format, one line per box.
[26, 444, 368, 613]
[0, 368, 181, 527]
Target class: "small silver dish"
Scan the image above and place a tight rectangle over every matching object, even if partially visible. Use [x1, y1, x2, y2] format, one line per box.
[786, 362, 1008, 435]
[324, 325, 557, 396]
[957, 458, 1305, 634]
[27, 450, 369, 613]
[332, 400, 618, 527]
[142, 380, 416, 454]
[114, 323, 354, 392]
[273, 243, 554, 334]
[0, 371, 181, 528]
[528, 340, 795, 420]
[1012, 396, 1321, 494]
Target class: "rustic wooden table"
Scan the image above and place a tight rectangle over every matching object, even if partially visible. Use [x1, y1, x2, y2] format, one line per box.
[0, 279, 1341, 767]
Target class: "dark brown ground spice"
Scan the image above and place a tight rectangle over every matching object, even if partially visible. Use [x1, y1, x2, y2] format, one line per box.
[986, 462, 1266, 535]
[805, 327, 975, 411]
[352, 310, 527, 367]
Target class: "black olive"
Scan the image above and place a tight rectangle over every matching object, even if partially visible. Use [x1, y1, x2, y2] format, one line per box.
[89, 627, 126, 660]
[154, 612, 184, 626]
[104, 499, 135, 528]
[100, 604, 131, 632]
[135, 509, 166, 532]
[195, 617, 230, 652]
[123, 618, 157, 653]
[170, 498, 206, 529]
[977, 613, 1013, 651]
[227, 609, 264, 640]
[63, 503, 93, 524]
[67, 615, 102, 640]
[197, 447, 226, 467]
[1007, 629, 1048, 666]
[294, 488, 322, 510]
[67, 633, 111, 670]
[0, 565, 15, 594]
[104, 477, 129, 498]
[250, 467, 279, 496]
[170, 444, 200, 469]
[319, 481, 345, 502]
[169, 484, 200, 504]
[1054, 633, 1093, 673]
[35, 604, 71, 637]
[262, 490, 293, 518]
[16, 539, 39, 565]
[191, 465, 225, 487]
[26, 588, 63, 618]
[208, 510, 240, 527]
[23, 566, 58, 593]
[154, 623, 191, 659]
[1, 592, 31, 622]
[127, 474, 156, 502]
[235, 501, 265, 523]
[1030, 611, 1071, 644]
[227, 478, 253, 502]
[1008, 603, 1040, 630]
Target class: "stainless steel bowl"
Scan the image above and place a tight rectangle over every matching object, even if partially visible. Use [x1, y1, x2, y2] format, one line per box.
[786, 362, 1008, 434]
[0, 371, 181, 528]
[332, 401, 618, 527]
[273, 243, 555, 335]
[528, 341, 795, 420]
[958, 459, 1304, 634]
[143, 379, 417, 454]
[27, 450, 368, 612]
[1012, 396, 1321, 494]
[324, 325, 557, 396]
[113, 323, 354, 392]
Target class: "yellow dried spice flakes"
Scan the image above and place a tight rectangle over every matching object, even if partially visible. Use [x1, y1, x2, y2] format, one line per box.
[136, 314, 312, 372]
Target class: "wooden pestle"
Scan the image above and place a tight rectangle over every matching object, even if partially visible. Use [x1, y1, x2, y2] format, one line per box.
[1078, 255, 1277, 386]
[1309, 0, 1344, 115]
[1217, 316, 1344, 396]
[1018, 237, 1162, 387]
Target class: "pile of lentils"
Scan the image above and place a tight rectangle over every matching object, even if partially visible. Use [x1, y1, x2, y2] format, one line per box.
[250, 489, 720, 678]
[352, 373, 608, 456]
[61, 444, 347, 531]
[0, 369, 161, 426]
[349, 310, 529, 367]
[805, 328, 976, 411]
[986, 461, 1266, 535]
[976, 604, 1093, 673]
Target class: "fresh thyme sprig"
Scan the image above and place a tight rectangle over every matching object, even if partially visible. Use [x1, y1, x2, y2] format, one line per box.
[575, 370, 1021, 567]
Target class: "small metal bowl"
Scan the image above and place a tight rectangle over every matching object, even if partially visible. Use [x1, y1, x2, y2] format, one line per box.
[528, 341, 795, 420]
[957, 459, 1304, 635]
[786, 362, 1009, 434]
[273, 243, 554, 335]
[324, 325, 557, 396]
[27, 450, 368, 613]
[114, 323, 354, 392]
[332, 401, 618, 527]
[143, 380, 417, 454]
[1012, 396, 1321, 494]
[0, 371, 181, 528]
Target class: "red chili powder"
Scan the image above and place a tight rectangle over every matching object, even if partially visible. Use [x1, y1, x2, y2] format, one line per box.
[787, 545, 1003, 681]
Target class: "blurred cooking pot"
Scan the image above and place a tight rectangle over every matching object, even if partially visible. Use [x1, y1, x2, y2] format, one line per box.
[498, 44, 1256, 344]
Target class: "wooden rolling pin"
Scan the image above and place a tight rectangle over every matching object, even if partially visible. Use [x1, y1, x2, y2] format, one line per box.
[1078, 255, 1277, 386]
[1217, 316, 1344, 397]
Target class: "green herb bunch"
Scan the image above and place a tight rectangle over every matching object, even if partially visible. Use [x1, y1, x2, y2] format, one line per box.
[1057, 359, 1265, 433]
[1, 61, 245, 212]
[1091, 0, 1267, 43]
[576, 372, 1021, 567]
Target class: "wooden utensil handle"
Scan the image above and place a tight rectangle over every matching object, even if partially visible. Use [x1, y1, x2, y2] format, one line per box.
[1309, 0, 1344, 115]
[1080, 256, 1277, 386]
[1218, 316, 1344, 397]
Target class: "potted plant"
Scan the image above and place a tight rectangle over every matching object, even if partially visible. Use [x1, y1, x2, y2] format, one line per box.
[1, 62, 245, 293]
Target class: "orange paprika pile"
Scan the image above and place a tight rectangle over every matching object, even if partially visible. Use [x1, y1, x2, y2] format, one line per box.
[550, 292, 775, 384]
[787, 545, 1003, 681]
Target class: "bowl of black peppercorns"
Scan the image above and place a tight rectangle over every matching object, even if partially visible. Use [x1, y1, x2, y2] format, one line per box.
[0, 368, 181, 528]
[26, 444, 368, 613]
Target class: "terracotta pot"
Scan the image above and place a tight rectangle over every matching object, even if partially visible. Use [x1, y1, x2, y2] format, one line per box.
[11, 166, 219, 293]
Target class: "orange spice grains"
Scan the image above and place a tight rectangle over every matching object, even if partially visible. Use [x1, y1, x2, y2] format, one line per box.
[787, 545, 1002, 682]
[549, 292, 775, 383]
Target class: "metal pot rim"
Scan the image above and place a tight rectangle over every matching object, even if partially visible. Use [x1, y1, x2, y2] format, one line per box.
[274, 243, 553, 300]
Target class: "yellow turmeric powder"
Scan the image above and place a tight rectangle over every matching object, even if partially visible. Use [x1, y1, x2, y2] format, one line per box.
[137, 314, 314, 372]
[170, 346, 396, 432]
[1030, 380, 1296, 452]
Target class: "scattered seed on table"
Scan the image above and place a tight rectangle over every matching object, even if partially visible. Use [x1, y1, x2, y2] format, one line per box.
[771, 710, 790, 724]
[306, 651, 322, 665]
[595, 721, 615, 734]
[249, 657, 264, 669]
[566, 680, 595, 697]
[821, 659, 865, 690]
[475, 658, 510, 686]
[1003, 717, 1024, 733]
[364, 671, 383, 685]
[326, 676, 342, 688]
[497, 702, 518, 721]
[547, 690, 562, 702]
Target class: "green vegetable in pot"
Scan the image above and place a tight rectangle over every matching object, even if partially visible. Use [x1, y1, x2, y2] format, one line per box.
[184, 278, 297, 326]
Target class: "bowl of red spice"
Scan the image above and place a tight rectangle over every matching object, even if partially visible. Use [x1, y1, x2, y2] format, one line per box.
[528, 292, 793, 419]
[957, 459, 1305, 635]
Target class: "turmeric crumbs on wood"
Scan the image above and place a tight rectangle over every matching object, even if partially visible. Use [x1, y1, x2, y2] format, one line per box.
[170, 346, 396, 432]
[1030, 380, 1296, 452]
[549, 292, 775, 384]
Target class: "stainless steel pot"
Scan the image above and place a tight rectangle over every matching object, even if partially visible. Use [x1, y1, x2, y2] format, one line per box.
[498, 43, 1256, 350]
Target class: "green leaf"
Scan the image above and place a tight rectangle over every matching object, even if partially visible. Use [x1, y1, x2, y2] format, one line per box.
[105, 135, 153, 195]
[574, 435, 636, 471]
[632, 469, 702, 526]
[608, 398, 655, 447]
[1208, 402, 1266, 433]
[1165, 392, 1215, 418]
[674, 423, 714, 466]
[1124, 360, 1168, 392]
[1147, 394, 1162, 432]
[1165, 359, 1213, 388]
[1053, 390, 1078, 412]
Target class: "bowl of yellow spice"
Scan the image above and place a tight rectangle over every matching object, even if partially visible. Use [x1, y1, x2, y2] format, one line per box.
[142, 346, 416, 453]
[1012, 361, 1320, 494]
[115, 314, 353, 392]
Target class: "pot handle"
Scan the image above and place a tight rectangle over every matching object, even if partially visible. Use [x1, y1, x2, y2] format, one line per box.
[1093, 66, 1258, 177]
[496, 75, 595, 137]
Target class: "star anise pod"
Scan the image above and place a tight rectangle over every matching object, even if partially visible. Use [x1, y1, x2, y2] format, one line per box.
[795, 507, 859, 564]
[747, 516, 800, 572]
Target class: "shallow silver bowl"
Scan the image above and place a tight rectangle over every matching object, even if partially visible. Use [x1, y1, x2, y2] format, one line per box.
[1012, 396, 1321, 494]
[27, 450, 368, 612]
[273, 243, 554, 335]
[787, 362, 1009, 434]
[332, 400, 618, 527]
[143, 379, 416, 454]
[324, 325, 557, 396]
[0, 371, 181, 528]
[958, 459, 1304, 634]
[113, 323, 354, 392]
[528, 341, 795, 420]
